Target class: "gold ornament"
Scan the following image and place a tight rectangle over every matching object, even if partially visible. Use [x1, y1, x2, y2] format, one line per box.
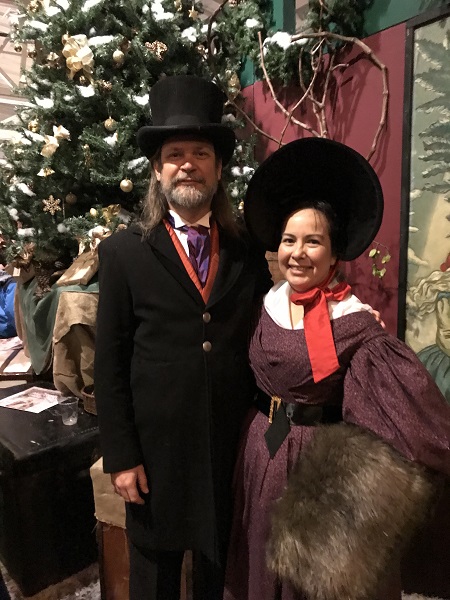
[228, 71, 241, 100]
[62, 34, 94, 82]
[196, 44, 207, 57]
[104, 117, 117, 132]
[102, 204, 121, 222]
[78, 75, 88, 85]
[83, 144, 92, 166]
[65, 192, 77, 205]
[145, 41, 168, 61]
[28, 119, 40, 132]
[41, 135, 59, 157]
[97, 79, 113, 92]
[14, 42, 23, 53]
[27, 49, 37, 59]
[37, 167, 55, 177]
[28, 0, 41, 12]
[174, 0, 182, 10]
[229, 0, 239, 6]
[120, 179, 133, 193]
[89, 208, 98, 217]
[113, 49, 125, 65]
[238, 200, 244, 211]
[42, 195, 62, 215]
[188, 5, 198, 18]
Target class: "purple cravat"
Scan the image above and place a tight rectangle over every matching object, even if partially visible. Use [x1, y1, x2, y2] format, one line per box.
[183, 224, 210, 287]
[167, 215, 210, 286]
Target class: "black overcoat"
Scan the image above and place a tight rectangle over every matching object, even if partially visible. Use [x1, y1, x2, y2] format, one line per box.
[94, 222, 271, 563]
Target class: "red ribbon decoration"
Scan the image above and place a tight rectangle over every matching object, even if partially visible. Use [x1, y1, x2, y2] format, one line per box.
[290, 271, 351, 383]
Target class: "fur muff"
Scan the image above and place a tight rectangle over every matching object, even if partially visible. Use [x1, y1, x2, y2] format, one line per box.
[267, 423, 440, 600]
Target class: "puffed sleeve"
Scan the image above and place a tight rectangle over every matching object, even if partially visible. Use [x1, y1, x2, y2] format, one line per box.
[94, 234, 143, 473]
[343, 333, 450, 476]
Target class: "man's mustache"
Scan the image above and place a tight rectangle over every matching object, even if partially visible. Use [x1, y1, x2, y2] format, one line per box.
[174, 175, 205, 184]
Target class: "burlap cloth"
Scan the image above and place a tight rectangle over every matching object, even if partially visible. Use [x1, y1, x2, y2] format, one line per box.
[52, 288, 98, 398]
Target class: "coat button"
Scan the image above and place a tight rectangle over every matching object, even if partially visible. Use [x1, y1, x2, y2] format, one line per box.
[203, 341, 212, 352]
[203, 312, 211, 323]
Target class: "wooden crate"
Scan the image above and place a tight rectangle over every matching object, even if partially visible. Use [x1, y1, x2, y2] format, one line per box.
[91, 458, 192, 599]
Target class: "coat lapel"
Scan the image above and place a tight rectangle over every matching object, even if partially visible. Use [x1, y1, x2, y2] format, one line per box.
[207, 229, 246, 308]
[130, 223, 246, 308]
[132, 223, 204, 305]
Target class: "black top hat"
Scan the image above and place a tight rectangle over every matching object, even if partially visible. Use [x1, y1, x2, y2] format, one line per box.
[244, 137, 384, 261]
[136, 75, 236, 165]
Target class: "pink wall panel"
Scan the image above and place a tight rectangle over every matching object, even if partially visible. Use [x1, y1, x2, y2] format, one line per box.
[242, 23, 407, 334]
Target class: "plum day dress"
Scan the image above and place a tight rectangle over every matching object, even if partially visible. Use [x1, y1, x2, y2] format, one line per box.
[223, 281, 450, 600]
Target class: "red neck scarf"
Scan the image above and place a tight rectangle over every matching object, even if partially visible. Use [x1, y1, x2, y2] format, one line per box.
[290, 266, 351, 383]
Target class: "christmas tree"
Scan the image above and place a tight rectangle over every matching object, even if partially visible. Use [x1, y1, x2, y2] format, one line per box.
[0, 0, 269, 280]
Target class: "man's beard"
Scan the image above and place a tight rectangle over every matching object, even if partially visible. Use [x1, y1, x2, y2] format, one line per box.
[161, 175, 217, 210]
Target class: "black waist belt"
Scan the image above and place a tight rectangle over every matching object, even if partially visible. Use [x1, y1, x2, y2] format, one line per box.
[255, 390, 342, 459]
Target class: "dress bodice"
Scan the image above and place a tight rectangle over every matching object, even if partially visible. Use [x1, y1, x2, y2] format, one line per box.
[249, 306, 378, 407]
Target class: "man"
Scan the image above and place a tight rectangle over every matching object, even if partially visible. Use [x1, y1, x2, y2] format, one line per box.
[94, 75, 272, 600]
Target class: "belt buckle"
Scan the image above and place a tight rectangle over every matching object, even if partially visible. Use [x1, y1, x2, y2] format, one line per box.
[268, 395, 282, 424]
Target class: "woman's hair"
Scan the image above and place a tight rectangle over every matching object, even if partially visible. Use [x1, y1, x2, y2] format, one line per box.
[282, 198, 343, 258]
[139, 150, 241, 237]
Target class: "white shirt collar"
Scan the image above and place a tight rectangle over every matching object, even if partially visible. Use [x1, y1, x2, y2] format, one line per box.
[168, 209, 211, 230]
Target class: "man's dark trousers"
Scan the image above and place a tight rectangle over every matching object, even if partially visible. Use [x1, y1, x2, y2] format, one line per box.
[129, 543, 225, 600]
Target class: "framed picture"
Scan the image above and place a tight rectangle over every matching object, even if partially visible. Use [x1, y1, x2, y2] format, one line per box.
[398, 4, 450, 402]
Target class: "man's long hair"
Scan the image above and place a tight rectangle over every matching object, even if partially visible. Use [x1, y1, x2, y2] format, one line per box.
[139, 160, 241, 238]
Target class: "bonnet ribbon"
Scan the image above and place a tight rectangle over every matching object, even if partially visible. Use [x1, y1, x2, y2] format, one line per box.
[290, 268, 351, 383]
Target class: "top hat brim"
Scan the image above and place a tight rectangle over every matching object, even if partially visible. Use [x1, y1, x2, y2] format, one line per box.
[244, 137, 384, 261]
[136, 124, 236, 166]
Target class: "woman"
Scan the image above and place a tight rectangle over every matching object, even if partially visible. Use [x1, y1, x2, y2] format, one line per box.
[223, 138, 450, 600]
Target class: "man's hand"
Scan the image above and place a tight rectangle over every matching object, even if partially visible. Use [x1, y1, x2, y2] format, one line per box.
[372, 309, 386, 329]
[111, 464, 149, 504]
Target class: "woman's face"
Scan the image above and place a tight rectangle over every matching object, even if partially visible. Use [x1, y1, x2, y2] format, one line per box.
[278, 208, 337, 293]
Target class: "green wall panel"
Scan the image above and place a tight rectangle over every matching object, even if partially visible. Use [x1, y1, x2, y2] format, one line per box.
[267, 0, 448, 38]
[364, 0, 447, 35]
[272, 0, 295, 31]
